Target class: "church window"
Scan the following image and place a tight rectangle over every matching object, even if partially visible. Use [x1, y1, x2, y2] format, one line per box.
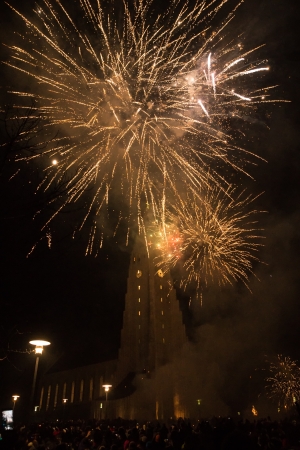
[54, 384, 58, 408]
[138, 298, 141, 302]
[163, 338, 165, 344]
[162, 324, 164, 329]
[39, 387, 44, 410]
[89, 378, 94, 401]
[80, 379, 84, 402]
[71, 382, 75, 403]
[161, 311, 164, 315]
[160, 285, 162, 290]
[138, 311, 141, 316]
[138, 286, 141, 290]
[62, 382, 66, 400]
[139, 325, 141, 329]
[160, 297, 163, 302]
[46, 385, 51, 411]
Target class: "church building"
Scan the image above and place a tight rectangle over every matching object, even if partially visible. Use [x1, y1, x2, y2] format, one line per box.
[36, 234, 189, 421]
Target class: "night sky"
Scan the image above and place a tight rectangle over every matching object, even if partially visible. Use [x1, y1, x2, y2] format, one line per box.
[0, 0, 299, 415]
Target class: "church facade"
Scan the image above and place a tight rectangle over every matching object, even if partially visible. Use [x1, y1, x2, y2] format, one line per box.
[37, 235, 189, 421]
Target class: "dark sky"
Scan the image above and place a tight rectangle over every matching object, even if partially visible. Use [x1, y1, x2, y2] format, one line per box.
[0, 0, 299, 414]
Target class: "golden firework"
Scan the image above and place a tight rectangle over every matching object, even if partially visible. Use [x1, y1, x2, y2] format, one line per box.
[5, 1, 272, 232]
[152, 186, 264, 289]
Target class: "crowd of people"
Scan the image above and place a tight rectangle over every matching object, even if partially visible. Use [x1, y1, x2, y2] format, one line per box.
[1, 416, 300, 450]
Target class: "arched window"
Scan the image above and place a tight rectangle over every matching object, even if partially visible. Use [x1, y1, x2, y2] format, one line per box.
[62, 382, 67, 400]
[80, 379, 84, 402]
[89, 378, 94, 401]
[46, 385, 51, 411]
[54, 384, 58, 408]
[71, 381, 75, 403]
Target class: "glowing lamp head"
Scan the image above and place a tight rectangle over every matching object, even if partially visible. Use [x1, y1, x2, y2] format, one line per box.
[52, 159, 58, 165]
[29, 340, 51, 354]
[102, 384, 112, 392]
[63, 398, 68, 403]
[12, 395, 20, 401]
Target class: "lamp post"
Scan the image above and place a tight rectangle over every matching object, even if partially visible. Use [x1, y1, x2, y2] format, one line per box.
[102, 384, 112, 419]
[63, 398, 68, 421]
[197, 399, 202, 419]
[12, 395, 19, 410]
[29, 340, 50, 412]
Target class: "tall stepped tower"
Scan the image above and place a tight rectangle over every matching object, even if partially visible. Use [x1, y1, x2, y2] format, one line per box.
[113, 233, 188, 420]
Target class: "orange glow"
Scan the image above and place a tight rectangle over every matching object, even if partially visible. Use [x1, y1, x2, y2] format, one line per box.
[252, 405, 258, 416]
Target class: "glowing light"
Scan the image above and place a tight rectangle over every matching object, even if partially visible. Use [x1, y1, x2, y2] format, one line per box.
[231, 91, 251, 101]
[197, 99, 210, 118]
[102, 384, 112, 392]
[229, 67, 270, 79]
[222, 58, 245, 73]
[29, 340, 51, 354]
[252, 405, 258, 416]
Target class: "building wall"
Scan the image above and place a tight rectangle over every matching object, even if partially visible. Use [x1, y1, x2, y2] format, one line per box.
[37, 360, 116, 421]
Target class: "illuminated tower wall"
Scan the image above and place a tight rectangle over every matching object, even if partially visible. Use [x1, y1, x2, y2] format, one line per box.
[114, 235, 187, 420]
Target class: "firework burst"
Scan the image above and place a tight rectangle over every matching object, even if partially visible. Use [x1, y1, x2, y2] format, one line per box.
[4, 0, 272, 246]
[265, 355, 300, 409]
[151, 186, 264, 289]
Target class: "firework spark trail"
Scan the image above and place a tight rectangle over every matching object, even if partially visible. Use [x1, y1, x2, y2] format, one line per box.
[152, 185, 264, 290]
[7, 0, 274, 241]
[265, 355, 300, 409]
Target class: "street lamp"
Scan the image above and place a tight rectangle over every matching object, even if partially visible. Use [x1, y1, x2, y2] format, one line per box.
[29, 340, 51, 411]
[12, 395, 19, 410]
[102, 384, 112, 419]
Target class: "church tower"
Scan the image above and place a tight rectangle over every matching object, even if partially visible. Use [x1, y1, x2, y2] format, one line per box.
[113, 233, 188, 420]
[35, 232, 189, 422]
